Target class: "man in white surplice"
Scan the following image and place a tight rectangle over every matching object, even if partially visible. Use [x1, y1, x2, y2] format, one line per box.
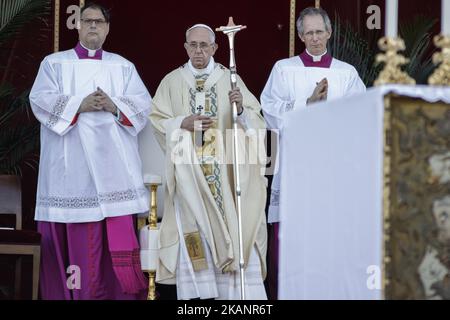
[150, 24, 267, 300]
[261, 7, 366, 299]
[29, 3, 151, 300]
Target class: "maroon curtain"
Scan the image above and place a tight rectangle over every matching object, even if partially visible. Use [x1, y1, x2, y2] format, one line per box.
[56, 0, 441, 97]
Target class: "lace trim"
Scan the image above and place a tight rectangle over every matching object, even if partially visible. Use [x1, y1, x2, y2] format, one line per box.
[270, 189, 280, 207]
[285, 102, 295, 112]
[38, 187, 147, 209]
[118, 97, 146, 125]
[46, 95, 70, 128]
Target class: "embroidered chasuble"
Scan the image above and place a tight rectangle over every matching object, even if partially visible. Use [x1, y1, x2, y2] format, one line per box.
[191, 75, 226, 220]
[150, 61, 268, 297]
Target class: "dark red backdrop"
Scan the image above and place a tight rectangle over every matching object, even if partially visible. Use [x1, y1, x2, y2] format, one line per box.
[58, 0, 292, 96]
[57, 0, 441, 96]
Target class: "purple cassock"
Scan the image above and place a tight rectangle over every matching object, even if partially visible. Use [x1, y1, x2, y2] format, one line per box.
[37, 43, 147, 300]
[265, 50, 332, 301]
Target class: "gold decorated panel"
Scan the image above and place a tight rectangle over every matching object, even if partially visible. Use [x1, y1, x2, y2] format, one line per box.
[385, 96, 450, 300]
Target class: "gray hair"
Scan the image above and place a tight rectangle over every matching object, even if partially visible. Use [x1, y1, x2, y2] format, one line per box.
[185, 24, 216, 43]
[296, 7, 332, 35]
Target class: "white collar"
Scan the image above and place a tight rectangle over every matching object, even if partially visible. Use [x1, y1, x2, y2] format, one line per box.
[80, 41, 101, 58]
[188, 57, 215, 77]
[306, 49, 328, 62]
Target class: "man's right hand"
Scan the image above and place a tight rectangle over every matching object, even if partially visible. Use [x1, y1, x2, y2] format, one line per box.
[307, 78, 328, 105]
[78, 91, 104, 113]
[181, 114, 214, 132]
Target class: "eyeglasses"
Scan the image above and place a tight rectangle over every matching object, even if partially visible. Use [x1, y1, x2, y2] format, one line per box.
[81, 19, 108, 26]
[186, 42, 214, 51]
[303, 30, 326, 39]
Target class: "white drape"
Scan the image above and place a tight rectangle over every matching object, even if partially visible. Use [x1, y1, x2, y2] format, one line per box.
[278, 85, 450, 300]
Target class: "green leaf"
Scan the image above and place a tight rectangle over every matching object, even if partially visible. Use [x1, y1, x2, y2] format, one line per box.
[0, 84, 40, 175]
[400, 15, 438, 84]
[0, 0, 51, 48]
[329, 13, 381, 87]
[329, 13, 437, 86]
[0, 0, 49, 175]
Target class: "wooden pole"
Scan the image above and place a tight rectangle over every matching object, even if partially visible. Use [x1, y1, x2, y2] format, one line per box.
[289, 0, 296, 57]
[54, 0, 60, 52]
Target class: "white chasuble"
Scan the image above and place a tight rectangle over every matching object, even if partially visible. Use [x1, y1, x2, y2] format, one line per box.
[30, 49, 151, 223]
[150, 61, 268, 299]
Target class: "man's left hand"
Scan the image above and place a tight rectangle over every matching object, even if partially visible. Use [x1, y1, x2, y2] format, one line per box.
[96, 87, 118, 115]
[229, 88, 244, 115]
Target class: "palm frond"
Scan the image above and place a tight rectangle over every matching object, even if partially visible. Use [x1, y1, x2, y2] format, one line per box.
[0, 123, 40, 175]
[0, 84, 39, 175]
[329, 13, 437, 86]
[400, 15, 438, 84]
[0, 0, 48, 175]
[329, 13, 381, 87]
[0, 82, 13, 99]
[0, 0, 51, 47]
[0, 85, 31, 128]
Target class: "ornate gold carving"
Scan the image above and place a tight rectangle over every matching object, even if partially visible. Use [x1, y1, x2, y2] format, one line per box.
[382, 95, 393, 299]
[428, 35, 450, 86]
[147, 271, 156, 300]
[144, 181, 161, 300]
[384, 97, 450, 299]
[149, 184, 158, 230]
[137, 216, 147, 231]
[374, 37, 416, 86]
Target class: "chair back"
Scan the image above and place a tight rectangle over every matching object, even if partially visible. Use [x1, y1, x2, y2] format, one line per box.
[0, 175, 22, 230]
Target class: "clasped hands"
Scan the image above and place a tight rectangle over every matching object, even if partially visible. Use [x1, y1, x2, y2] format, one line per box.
[307, 78, 328, 105]
[78, 87, 117, 115]
[181, 87, 243, 132]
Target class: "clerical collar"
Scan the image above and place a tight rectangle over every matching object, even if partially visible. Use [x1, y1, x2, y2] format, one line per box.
[74, 42, 103, 60]
[299, 49, 332, 68]
[188, 57, 215, 77]
[307, 49, 328, 62]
